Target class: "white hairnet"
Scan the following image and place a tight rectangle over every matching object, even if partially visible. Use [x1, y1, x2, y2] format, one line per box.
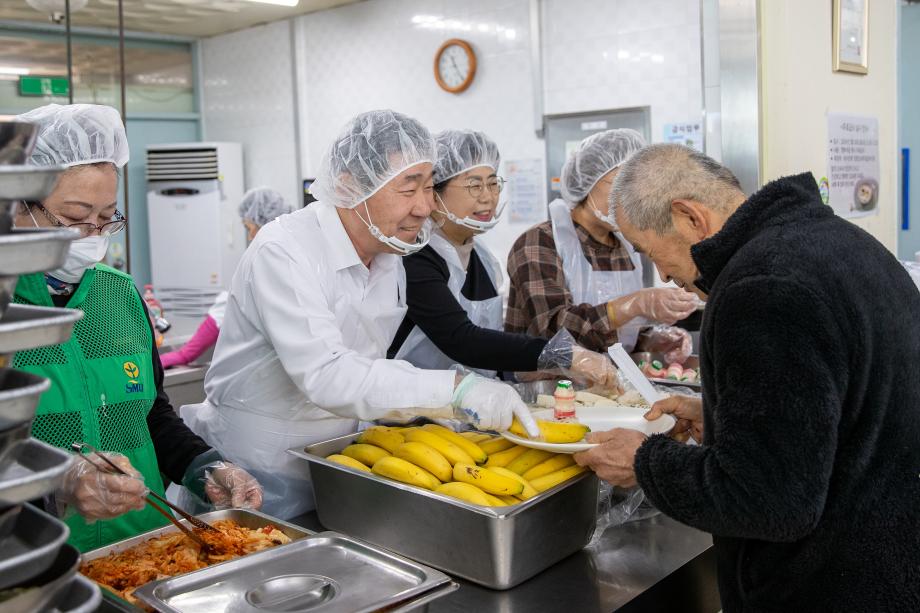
[17, 103, 129, 169]
[310, 110, 436, 209]
[432, 129, 501, 184]
[238, 186, 291, 226]
[560, 128, 646, 203]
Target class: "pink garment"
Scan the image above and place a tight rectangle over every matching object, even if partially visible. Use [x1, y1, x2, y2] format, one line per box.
[160, 315, 220, 369]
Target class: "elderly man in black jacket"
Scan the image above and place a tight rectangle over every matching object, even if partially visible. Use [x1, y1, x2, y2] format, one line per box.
[573, 144, 920, 612]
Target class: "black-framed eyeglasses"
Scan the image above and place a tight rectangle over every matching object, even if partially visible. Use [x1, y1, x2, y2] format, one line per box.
[28, 201, 127, 238]
[447, 176, 506, 199]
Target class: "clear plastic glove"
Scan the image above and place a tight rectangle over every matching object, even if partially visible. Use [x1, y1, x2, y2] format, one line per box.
[452, 373, 540, 437]
[57, 453, 147, 521]
[204, 462, 264, 510]
[613, 288, 697, 325]
[536, 329, 622, 392]
[641, 324, 692, 364]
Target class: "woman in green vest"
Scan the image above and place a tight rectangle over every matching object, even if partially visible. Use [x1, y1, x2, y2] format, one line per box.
[12, 103, 263, 552]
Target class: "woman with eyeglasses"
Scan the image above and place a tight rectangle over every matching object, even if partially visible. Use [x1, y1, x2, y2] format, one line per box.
[388, 129, 619, 387]
[11, 103, 262, 552]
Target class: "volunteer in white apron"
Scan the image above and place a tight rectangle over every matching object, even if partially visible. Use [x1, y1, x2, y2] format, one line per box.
[160, 186, 292, 369]
[181, 112, 539, 519]
[507, 129, 696, 361]
[390, 129, 620, 387]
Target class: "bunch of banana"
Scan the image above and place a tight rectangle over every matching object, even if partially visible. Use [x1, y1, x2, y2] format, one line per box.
[508, 417, 591, 444]
[324, 425, 591, 507]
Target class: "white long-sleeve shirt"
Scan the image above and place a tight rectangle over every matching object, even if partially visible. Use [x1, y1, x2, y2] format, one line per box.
[182, 202, 455, 518]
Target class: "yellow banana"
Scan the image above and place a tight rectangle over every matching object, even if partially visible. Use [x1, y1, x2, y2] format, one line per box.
[341, 443, 390, 467]
[529, 464, 588, 493]
[483, 492, 508, 506]
[459, 432, 492, 443]
[522, 454, 576, 481]
[493, 494, 520, 506]
[357, 426, 406, 454]
[484, 444, 527, 468]
[478, 437, 515, 455]
[326, 454, 371, 472]
[393, 441, 453, 482]
[404, 430, 475, 466]
[453, 463, 524, 496]
[488, 466, 539, 500]
[435, 482, 494, 506]
[371, 456, 441, 490]
[509, 417, 590, 444]
[420, 424, 488, 464]
[505, 448, 555, 475]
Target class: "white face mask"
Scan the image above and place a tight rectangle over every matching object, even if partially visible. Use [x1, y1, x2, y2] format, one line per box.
[354, 201, 431, 256]
[587, 194, 618, 230]
[50, 235, 110, 283]
[434, 192, 504, 233]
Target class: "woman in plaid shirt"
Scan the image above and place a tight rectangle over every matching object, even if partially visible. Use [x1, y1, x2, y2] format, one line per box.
[505, 129, 697, 361]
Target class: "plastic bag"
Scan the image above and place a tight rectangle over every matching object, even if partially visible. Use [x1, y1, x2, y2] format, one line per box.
[588, 484, 660, 546]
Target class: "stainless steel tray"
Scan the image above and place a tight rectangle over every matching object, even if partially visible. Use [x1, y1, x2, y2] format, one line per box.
[0, 542, 80, 613]
[631, 352, 702, 389]
[0, 437, 73, 506]
[0, 502, 71, 590]
[0, 368, 48, 430]
[134, 530, 455, 613]
[0, 276, 15, 320]
[0, 165, 63, 201]
[45, 573, 103, 613]
[82, 508, 313, 562]
[0, 227, 79, 277]
[290, 433, 599, 589]
[0, 303, 83, 354]
[0, 420, 31, 465]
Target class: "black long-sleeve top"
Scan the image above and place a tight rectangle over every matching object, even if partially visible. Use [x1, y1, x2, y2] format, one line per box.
[387, 244, 548, 372]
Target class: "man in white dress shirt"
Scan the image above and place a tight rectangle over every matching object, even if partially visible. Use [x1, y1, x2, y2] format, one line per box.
[183, 110, 538, 518]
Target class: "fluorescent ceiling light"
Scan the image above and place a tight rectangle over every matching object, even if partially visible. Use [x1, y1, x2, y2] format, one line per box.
[0, 66, 30, 76]
[238, 0, 300, 6]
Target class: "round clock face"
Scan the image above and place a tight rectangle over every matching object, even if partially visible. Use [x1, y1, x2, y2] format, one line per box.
[435, 40, 475, 93]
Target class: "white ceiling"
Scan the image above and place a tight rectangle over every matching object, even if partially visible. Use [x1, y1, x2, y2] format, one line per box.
[0, 0, 365, 38]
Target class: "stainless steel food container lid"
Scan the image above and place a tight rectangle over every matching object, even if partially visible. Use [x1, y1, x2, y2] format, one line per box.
[134, 531, 455, 613]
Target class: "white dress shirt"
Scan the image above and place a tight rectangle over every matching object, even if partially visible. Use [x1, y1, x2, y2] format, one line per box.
[182, 202, 455, 518]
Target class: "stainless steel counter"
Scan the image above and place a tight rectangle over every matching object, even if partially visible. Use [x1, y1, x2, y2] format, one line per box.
[289, 510, 719, 613]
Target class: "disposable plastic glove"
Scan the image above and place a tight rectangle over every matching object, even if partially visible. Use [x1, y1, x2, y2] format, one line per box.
[204, 462, 263, 510]
[452, 374, 540, 437]
[57, 453, 147, 521]
[613, 288, 698, 325]
[642, 325, 693, 364]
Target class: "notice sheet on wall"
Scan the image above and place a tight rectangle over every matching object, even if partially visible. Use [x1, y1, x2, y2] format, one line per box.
[663, 121, 703, 151]
[504, 158, 545, 224]
[827, 113, 880, 219]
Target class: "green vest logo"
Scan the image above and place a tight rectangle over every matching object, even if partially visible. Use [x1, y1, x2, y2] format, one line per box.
[123, 361, 144, 393]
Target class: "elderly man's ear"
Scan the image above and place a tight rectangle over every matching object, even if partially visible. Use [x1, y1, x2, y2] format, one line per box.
[670, 199, 714, 242]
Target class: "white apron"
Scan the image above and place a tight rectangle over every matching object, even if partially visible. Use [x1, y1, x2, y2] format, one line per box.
[395, 232, 504, 378]
[181, 278, 408, 520]
[548, 198, 644, 351]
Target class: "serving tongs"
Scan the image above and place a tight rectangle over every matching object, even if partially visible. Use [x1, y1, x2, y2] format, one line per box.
[71, 441, 222, 551]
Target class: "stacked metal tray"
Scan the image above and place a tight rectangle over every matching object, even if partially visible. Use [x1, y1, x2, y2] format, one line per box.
[290, 433, 600, 590]
[0, 120, 99, 612]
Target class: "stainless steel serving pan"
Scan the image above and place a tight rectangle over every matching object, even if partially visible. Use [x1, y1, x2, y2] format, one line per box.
[0, 368, 49, 430]
[290, 433, 599, 589]
[81, 508, 312, 562]
[0, 420, 31, 465]
[0, 227, 79, 277]
[0, 304, 83, 354]
[134, 531, 456, 613]
[0, 503, 71, 591]
[0, 437, 73, 506]
[45, 574, 103, 613]
[0, 165, 63, 200]
[0, 542, 80, 613]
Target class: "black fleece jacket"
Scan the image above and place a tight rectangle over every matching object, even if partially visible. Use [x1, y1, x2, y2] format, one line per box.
[634, 173, 920, 612]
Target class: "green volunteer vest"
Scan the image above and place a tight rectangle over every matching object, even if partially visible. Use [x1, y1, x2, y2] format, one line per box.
[13, 264, 169, 552]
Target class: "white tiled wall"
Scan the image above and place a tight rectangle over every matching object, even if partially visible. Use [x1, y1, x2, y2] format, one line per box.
[200, 20, 301, 210]
[200, 0, 703, 269]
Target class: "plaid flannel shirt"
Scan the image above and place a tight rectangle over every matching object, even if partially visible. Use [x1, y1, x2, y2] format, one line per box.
[505, 219, 637, 352]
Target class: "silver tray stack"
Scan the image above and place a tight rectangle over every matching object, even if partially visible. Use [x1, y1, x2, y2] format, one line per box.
[0, 120, 101, 613]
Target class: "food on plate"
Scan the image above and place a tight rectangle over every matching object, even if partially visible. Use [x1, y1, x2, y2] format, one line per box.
[341, 443, 390, 467]
[508, 417, 591, 444]
[453, 463, 524, 496]
[79, 520, 292, 605]
[420, 424, 488, 464]
[371, 456, 441, 490]
[356, 426, 405, 454]
[529, 464, 589, 493]
[394, 441, 453, 482]
[326, 453, 371, 472]
[404, 429, 476, 466]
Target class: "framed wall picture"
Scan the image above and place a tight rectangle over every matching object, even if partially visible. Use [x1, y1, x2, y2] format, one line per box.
[833, 0, 869, 74]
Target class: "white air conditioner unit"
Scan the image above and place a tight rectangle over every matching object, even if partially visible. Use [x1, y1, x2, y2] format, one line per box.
[146, 142, 244, 318]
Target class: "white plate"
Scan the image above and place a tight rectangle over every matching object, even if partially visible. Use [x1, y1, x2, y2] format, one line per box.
[501, 406, 676, 453]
